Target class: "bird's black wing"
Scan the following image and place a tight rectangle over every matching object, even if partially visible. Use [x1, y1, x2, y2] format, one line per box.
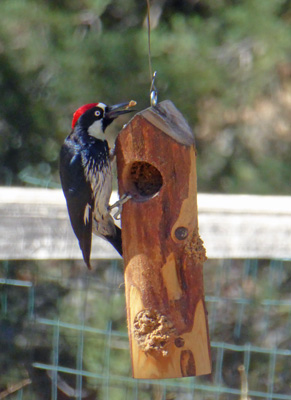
[60, 140, 93, 269]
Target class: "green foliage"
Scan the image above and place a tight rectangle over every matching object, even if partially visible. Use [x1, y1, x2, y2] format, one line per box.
[0, 0, 290, 192]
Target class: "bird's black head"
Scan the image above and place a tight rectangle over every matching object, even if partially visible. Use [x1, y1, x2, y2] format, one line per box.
[72, 101, 136, 140]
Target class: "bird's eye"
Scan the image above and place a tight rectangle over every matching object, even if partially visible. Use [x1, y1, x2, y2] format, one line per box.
[94, 110, 101, 117]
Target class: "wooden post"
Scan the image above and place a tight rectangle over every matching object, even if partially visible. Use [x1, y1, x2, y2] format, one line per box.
[115, 100, 211, 379]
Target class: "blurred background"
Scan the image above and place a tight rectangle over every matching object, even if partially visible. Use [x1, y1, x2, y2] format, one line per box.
[0, 1, 291, 399]
[0, 0, 290, 193]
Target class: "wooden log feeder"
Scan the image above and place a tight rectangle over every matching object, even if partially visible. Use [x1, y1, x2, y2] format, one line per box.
[115, 100, 211, 379]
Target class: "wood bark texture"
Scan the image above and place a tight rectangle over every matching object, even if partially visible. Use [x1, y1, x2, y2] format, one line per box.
[115, 100, 211, 379]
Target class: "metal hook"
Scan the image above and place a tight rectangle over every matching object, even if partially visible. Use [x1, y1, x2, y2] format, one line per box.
[150, 71, 158, 107]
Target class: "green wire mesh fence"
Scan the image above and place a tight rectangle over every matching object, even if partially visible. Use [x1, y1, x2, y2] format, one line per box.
[0, 258, 290, 400]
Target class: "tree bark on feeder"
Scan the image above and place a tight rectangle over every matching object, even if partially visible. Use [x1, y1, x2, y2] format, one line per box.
[115, 100, 211, 379]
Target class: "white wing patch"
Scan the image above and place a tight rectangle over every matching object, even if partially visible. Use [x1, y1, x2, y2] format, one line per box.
[83, 203, 91, 225]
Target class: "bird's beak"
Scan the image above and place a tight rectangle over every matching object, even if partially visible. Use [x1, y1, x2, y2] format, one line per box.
[105, 101, 137, 120]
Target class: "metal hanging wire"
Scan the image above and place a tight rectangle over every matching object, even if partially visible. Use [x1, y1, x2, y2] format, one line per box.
[146, 0, 158, 106]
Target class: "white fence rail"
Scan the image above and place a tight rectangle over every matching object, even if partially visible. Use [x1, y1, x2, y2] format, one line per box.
[1, 187, 290, 260]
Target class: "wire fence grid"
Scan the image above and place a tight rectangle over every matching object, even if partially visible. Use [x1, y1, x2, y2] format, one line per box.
[0, 258, 290, 400]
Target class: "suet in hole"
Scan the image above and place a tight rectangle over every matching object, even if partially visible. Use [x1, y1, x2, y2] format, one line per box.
[128, 161, 163, 200]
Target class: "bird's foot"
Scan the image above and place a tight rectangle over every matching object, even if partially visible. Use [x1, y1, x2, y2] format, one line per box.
[109, 193, 132, 220]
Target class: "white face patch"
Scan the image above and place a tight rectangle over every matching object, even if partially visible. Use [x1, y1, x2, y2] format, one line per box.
[97, 102, 107, 110]
[87, 103, 107, 139]
[88, 119, 104, 140]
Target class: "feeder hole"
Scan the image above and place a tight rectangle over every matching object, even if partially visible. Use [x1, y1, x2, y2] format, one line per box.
[127, 161, 163, 200]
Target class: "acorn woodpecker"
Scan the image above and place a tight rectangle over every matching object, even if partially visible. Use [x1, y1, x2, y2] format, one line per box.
[59, 101, 135, 269]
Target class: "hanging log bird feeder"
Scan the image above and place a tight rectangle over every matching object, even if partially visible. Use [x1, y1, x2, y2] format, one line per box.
[115, 100, 211, 379]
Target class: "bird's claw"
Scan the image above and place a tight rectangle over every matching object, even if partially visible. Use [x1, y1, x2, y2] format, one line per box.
[109, 193, 132, 220]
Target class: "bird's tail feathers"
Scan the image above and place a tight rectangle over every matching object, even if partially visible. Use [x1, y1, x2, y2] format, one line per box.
[79, 239, 92, 270]
[105, 226, 122, 256]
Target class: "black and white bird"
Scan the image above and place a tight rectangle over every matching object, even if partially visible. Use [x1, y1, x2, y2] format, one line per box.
[59, 101, 135, 269]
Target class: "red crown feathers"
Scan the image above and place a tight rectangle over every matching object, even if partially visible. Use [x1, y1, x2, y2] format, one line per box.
[71, 103, 99, 129]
